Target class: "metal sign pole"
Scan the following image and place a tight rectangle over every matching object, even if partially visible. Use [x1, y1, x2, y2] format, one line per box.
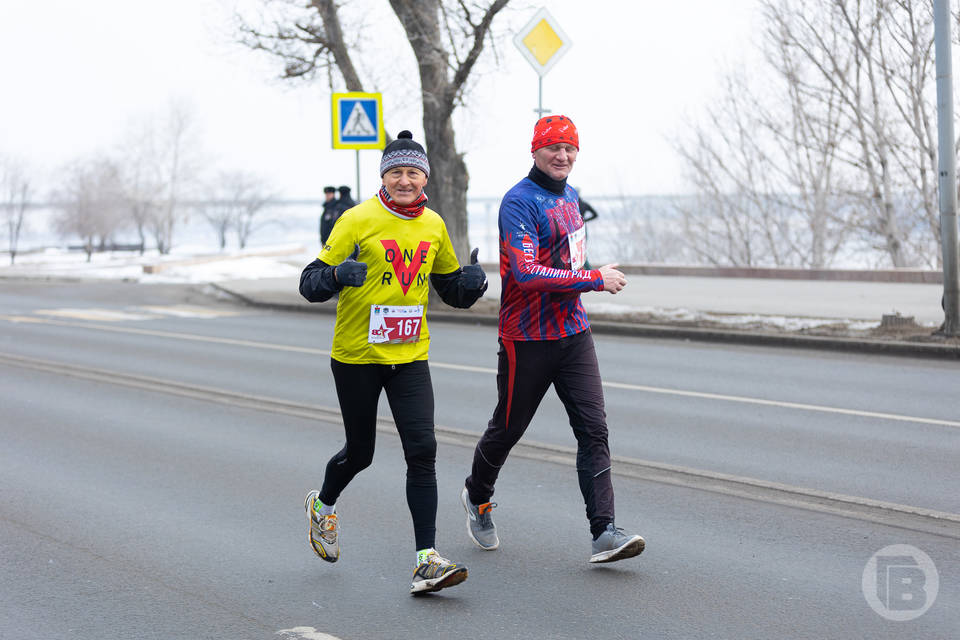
[331, 92, 384, 200]
[355, 150, 361, 198]
[539, 76, 543, 116]
[536, 77, 548, 117]
[514, 8, 571, 119]
[934, 0, 959, 335]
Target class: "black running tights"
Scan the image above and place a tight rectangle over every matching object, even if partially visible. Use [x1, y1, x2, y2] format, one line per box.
[465, 330, 615, 539]
[319, 358, 438, 551]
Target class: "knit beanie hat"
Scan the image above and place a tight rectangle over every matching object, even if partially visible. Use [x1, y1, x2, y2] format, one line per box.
[380, 130, 430, 177]
[530, 115, 579, 153]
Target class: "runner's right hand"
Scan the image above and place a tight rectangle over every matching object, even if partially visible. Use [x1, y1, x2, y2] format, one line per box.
[335, 244, 367, 287]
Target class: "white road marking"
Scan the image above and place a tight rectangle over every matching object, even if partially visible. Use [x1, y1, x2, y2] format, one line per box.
[4, 315, 958, 430]
[35, 308, 158, 322]
[15, 305, 248, 323]
[134, 304, 247, 318]
[276, 627, 343, 640]
[602, 381, 960, 429]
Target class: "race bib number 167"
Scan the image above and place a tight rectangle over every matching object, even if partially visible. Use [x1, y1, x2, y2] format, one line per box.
[368, 304, 424, 344]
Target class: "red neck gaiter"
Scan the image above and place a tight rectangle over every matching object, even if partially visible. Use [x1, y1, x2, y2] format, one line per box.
[378, 186, 427, 219]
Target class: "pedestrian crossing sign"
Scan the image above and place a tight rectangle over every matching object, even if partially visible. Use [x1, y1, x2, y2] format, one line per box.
[332, 92, 385, 150]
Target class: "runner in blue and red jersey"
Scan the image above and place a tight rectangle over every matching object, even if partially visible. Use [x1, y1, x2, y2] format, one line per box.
[460, 115, 646, 564]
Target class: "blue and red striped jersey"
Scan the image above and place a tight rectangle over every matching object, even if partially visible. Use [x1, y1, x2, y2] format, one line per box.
[497, 176, 603, 341]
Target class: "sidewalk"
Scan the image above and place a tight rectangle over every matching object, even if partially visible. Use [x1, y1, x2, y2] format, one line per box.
[214, 268, 960, 359]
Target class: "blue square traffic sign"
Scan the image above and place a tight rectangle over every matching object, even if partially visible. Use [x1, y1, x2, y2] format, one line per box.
[332, 93, 385, 149]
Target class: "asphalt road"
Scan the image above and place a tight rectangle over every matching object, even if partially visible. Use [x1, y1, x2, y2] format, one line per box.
[1, 280, 957, 639]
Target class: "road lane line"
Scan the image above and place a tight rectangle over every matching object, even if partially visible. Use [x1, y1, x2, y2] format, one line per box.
[276, 627, 343, 640]
[602, 381, 960, 429]
[0, 315, 333, 355]
[2, 351, 958, 540]
[35, 308, 159, 321]
[3, 315, 959, 429]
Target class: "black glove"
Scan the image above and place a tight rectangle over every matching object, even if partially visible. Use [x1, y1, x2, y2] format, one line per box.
[461, 247, 487, 291]
[335, 244, 367, 287]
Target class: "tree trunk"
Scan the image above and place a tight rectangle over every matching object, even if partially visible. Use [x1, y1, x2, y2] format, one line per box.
[390, 0, 471, 262]
[239, 0, 510, 263]
[424, 113, 470, 261]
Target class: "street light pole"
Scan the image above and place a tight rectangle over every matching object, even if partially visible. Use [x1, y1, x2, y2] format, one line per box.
[934, 0, 960, 335]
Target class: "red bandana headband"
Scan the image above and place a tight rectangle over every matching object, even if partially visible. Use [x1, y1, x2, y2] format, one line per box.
[531, 115, 579, 153]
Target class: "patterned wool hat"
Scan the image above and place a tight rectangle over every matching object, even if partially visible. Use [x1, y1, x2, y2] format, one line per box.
[530, 115, 579, 153]
[380, 130, 430, 177]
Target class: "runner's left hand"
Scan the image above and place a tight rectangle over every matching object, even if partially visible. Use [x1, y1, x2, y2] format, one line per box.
[461, 247, 487, 291]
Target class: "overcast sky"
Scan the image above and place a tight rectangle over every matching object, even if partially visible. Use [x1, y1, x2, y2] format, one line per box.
[0, 0, 762, 200]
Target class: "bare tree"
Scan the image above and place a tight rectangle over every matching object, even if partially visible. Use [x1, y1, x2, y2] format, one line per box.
[1, 156, 31, 265]
[201, 170, 274, 250]
[678, 0, 949, 269]
[231, 173, 273, 250]
[53, 157, 126, 262]
[236, 0, 510, 260]
[148, 101, 203, 255]
[116, 122, 164, 255]
[764, 0, 950, 267]
[675, 0, 872, 271]
[198, 198, 234, 251]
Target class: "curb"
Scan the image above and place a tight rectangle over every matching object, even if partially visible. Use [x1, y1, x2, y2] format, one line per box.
[209, 283, 960, 360]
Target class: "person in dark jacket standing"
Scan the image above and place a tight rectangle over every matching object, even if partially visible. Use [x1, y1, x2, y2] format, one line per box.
[300, 130, 487, 594]
[319, 186, 339, 246]
[460, 115, 645, 565]
[335, 185, 357, 216]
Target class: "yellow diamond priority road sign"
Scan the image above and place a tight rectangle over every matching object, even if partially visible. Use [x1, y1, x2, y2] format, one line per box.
[513, 8, 572, 77]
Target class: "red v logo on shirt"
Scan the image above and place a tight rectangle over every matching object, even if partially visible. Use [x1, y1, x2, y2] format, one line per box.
[380, 239, 431, 295]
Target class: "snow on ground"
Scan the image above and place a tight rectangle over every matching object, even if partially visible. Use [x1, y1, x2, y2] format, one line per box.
[0, 244, 311, 283]
[583, 301, 881, 331]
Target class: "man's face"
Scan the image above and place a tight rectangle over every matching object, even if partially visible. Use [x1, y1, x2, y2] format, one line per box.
[325, 192, 335, 201]
[533, 142, 578, 181]
[382, 167, 428, 206]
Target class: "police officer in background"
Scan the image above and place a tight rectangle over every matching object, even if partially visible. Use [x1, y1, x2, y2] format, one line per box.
[319, 186, 339, 246]
[335, 185, 357, 216]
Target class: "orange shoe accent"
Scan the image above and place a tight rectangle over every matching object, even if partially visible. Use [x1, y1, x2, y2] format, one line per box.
[478, 502, 493, 515]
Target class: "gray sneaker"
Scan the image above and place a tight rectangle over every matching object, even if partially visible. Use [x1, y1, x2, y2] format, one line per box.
[460, 486, 499, 550]
[589, 524, 645, 563]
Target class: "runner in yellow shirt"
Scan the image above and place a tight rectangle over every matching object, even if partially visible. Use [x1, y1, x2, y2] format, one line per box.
[299, 130, 487, 594]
